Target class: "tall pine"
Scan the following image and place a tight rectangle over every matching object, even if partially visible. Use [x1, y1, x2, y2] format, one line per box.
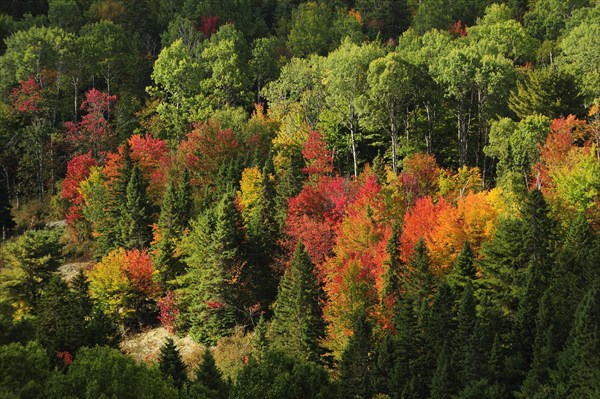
[269, 241, 326, 363]
[158, 337, 187, 389]
[120, 164, 152, 250]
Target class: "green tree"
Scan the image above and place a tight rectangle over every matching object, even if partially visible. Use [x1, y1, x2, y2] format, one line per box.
[270, 242, 326, 363]
[1, 228, 64, 310]
[189, 349, 228, 399]
[508, 67, 586, 120]
[159, 337, 188, 389]
[200, 24, 251, 109]
[120, 164, 152, 250]
[339, 311, 374, 399]
[551, 287, 600, 398]
[323, 38, 384, 176]
[287, 2, 334, 57]
[365, 51, 416, 172]
[35, 275, 85, 357]
[231, 350, 335, 399]
[178, 191, 244, 344]
[0, 341, 52, 398]
[47, 346, 179, 398]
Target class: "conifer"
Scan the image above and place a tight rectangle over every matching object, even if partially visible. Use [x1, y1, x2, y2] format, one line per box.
[270, 242, 326, 363]
[120, 164, 152, 249]
[159, 337, 187, 389]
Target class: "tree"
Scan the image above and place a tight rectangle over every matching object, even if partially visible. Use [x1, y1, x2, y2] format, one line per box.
[323, 39, 384, 176]
[178, 191, 244, 344]
[339, 311, 374, 399]
[365, 51, 416, 172]
[159, 338, 187, 389]
[48, 346, 179, 398]
[35, 275, 85, 358]
[120, 164, 152, 250]
[270, 242, 326, 363]
[508, 67, 585, 120]
[2, 228, 64, 310]
[0, 174, 14, 239]
[231, 350, 335, 399]
[0, 341, 52, 398]
[190, 349, 228, 399]
[551, 287, 600, 398]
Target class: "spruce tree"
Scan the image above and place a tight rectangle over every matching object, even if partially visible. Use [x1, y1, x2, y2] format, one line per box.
[0, 176, 14, 239]
[371, 332, 396, 395]
[193, 349, 228, 399]
[35, 275, 85, 357]
[178, 191, 243, 344]
[96, 141, 133, 258]
[244, 167, 279, 310]
[454, 281, 480, 388]
[120, 164, 152, 249]
[253, 314, 268, 361]
[270, 241, 326, 363]
[382, 223, 402, 301]
[154, 169, 192, 288]
[430, 345, 457, 399]
[551, 287, 600, 398]
[159, 337, 187, 389]
[339, 311, 374, 399]
[518, 289, 556, 398]
[448, 241, 477, 293]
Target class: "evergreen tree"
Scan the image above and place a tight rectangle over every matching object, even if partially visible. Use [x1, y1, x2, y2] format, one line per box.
[339, 311, 374, 399]
[0, 176, 14, 239]
[454, 281, 480, 388]
[270, 241, 326, 363]
[371, 331, 396, 396]
[192, 349, 228, 399]
[409, 238, 435, 305]
[448, 241, 477, 292]
[159, 337, 187, 389]
[178, 191, 243, 344]
[430, 345, 457, 399]
[382, 223, 402, 301]
[518, 289, 556, 398]
[253, 313, 268, 362]
[96, 141, 133, 258]
[35, 275, 85, 357]
[120, 164, 153, 250]
[154, 169, 192, 288]
[243, 167, 279, 310]
[551, 287, 600, 398]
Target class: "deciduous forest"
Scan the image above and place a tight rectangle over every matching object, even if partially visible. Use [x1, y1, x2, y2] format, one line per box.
[0, 0, 599, 398]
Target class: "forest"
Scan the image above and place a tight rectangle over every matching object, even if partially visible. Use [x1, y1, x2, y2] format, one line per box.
[0, 0, 599, 398]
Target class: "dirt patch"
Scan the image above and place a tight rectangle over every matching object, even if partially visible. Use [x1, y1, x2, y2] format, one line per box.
[120, 327, 205, 374]
[58, 261, 93, 282]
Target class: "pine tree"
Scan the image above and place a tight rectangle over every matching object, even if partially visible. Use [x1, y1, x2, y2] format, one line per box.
[518, 289, 556, 398]
[339, 311, 374, 399]
[243, 167, 279, 310]
[430, 345, 457, 399]
[154, 169, 192, 288]
[193, 349, 228, 399]
[448, 241, 477, 292]
[120, 164, 152, 250]
[35, 275, 85, 357]
[382, 223, 402, 301]
[96, 141, 133, 258]
[371, 332, 396, 395]
[454, 281, 480, 388]
[253, 313, 268, 361]
[0, 176, 14, 239]
[159, 337, 187, 389]
[551, 287, 600, 398]
[409, 238, 435, 305]
[178, 191, 243, 344]
[270, 242, 326, 363]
